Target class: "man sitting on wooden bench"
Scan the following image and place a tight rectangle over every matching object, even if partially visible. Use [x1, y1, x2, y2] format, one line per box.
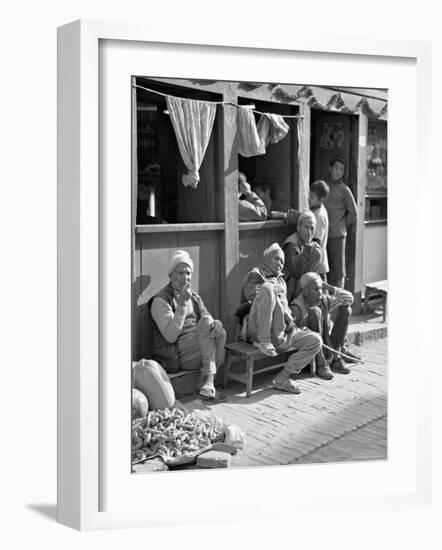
[238, 243, 322, 394]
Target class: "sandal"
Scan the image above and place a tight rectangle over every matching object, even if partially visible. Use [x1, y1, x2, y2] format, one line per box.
[198, 382, 228, 403]
[272, 379, 301, 394]
[199, 390, 228, 403]
[253, 342, 277, 357]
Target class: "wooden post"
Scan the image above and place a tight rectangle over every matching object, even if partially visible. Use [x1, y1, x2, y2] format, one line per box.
[297, 102, 311, 210]
[353, 112, 368, 311]
[218, 84, 239, 340]
[131, 77, 138, 359]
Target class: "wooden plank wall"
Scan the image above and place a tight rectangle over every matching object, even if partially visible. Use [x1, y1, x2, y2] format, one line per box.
[238, 226, 293, 290]
[134, 231, 221, 360]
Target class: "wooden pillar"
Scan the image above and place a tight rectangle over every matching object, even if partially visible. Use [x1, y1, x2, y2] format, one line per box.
[297, 102, 311, 210]
[218, 85, 239, 340]
[352, 112, 368, 312]
[131, 77, 138, 359]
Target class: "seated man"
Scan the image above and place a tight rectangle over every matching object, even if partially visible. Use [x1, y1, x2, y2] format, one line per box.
[150, 250, 227, 402]
[290, 272, 354, 376]
[238, 171, 268, 222]
[253, 182, 273, 218]
[238, 243, 322, 394]
[283, 210, 323, 302]
[254, 182, 296, 220]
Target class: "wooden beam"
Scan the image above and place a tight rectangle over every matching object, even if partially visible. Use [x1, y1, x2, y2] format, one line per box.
[297, 102, 311, 210]
[219, 84, 239, 340]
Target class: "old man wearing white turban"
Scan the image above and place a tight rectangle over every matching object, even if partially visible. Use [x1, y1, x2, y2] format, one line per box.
[290, 272, 354, 376]
[238, 243, 322, 394]
[150, 250, 227, 402]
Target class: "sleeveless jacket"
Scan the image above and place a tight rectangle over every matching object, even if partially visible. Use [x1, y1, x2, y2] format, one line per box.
[149, 283, 208, 373]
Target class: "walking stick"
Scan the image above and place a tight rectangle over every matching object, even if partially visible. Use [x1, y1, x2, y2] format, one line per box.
[322, 343, 364, 364]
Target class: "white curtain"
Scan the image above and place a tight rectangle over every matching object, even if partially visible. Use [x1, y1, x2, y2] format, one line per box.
[238, 108, 289, 157]
[166, 95, 217, 188]
[257, 113, 289, 147]
[237, 106, 266, 157]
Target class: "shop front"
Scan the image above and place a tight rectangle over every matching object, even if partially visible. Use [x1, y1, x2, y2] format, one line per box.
[132, 78, 388, 360]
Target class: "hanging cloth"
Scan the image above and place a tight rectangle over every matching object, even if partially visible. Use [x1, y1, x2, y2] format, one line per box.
[166, 95, 217, 188]
[257, 113, 290, 147]
[237, 107, 266, 157]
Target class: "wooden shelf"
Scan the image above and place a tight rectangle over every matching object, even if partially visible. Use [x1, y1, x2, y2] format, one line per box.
[136, 220, 289, 233]
[136, 223, 225, 233]
[239, 220, 288, 231]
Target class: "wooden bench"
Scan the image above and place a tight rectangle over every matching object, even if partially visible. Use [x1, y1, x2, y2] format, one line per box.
[363, 279, 388, 322]
[223, 341, 316, 398]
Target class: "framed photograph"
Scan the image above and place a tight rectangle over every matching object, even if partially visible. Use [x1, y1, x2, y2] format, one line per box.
[57, 19, 432, 530]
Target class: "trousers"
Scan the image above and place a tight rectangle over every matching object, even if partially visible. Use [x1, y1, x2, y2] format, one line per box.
[327, 236, 346, 288]
[306, 303, 351, 353]
[246, 283, 322, 374]
[177, 316, 226, 375]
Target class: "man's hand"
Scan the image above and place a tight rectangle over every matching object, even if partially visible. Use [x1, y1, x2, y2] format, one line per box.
[306, 242, 322, 263]
[322, 281, 335, 293]
[239, 179, 252, 196]
[210, 319, 224, 338]
[175, 286, 192, 306]
[283, 310, 295, 331]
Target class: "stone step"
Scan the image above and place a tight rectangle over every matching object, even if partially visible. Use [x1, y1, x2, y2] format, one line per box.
[347, 313, 387, 345]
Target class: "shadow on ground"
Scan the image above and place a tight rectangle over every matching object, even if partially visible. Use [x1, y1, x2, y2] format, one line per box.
[26, 504, 57, 522]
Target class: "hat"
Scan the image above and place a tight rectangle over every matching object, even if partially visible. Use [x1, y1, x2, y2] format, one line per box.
[168, 250, 194, 276]
[300, 272, 322, 290]
[263, 242, 284, 260]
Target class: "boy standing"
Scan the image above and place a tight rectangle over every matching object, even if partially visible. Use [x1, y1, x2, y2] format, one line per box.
[324, 157, 357, 288]
[309, 180, 330, 281]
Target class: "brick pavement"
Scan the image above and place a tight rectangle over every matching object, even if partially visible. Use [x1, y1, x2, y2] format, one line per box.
[181, 338, 387, 467]
[292, 416, 387, 463]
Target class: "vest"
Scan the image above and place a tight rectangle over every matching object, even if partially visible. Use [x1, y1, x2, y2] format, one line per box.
[149, 284, 206, 373]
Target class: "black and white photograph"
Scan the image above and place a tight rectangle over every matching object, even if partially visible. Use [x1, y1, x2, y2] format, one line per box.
[131, 77, 388, 472]
[5, 0, 440, 542]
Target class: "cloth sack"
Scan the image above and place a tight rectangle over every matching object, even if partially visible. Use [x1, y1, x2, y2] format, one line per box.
[132, 359, 176, 410]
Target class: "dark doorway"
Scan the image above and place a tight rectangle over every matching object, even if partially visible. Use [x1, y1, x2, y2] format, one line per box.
[310, 110, 359, 293]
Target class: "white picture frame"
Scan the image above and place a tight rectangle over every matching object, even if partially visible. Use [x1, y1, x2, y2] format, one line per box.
[57, 19, 433, 531]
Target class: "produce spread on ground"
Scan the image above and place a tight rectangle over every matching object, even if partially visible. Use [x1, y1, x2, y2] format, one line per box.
[132, 407, 227, 467]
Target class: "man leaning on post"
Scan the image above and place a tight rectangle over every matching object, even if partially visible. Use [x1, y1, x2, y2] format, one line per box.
[149, 250, 228, 403]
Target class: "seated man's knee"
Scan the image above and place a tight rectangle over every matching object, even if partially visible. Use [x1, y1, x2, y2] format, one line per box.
[338, 304, 352, 319]
[258, 281, 276, 296]
[307, 331, 322, 353]
[313, 331, 322, 351]
[198, 314, 212, 330]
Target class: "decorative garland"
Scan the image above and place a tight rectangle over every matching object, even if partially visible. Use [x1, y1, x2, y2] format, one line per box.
[139, 81, 387, 119]
[270, 85, 387, 118]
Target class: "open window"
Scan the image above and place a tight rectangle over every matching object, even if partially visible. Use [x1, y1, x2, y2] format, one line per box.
[134, 78, 222, 224]
[237, 98, 299, 218]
